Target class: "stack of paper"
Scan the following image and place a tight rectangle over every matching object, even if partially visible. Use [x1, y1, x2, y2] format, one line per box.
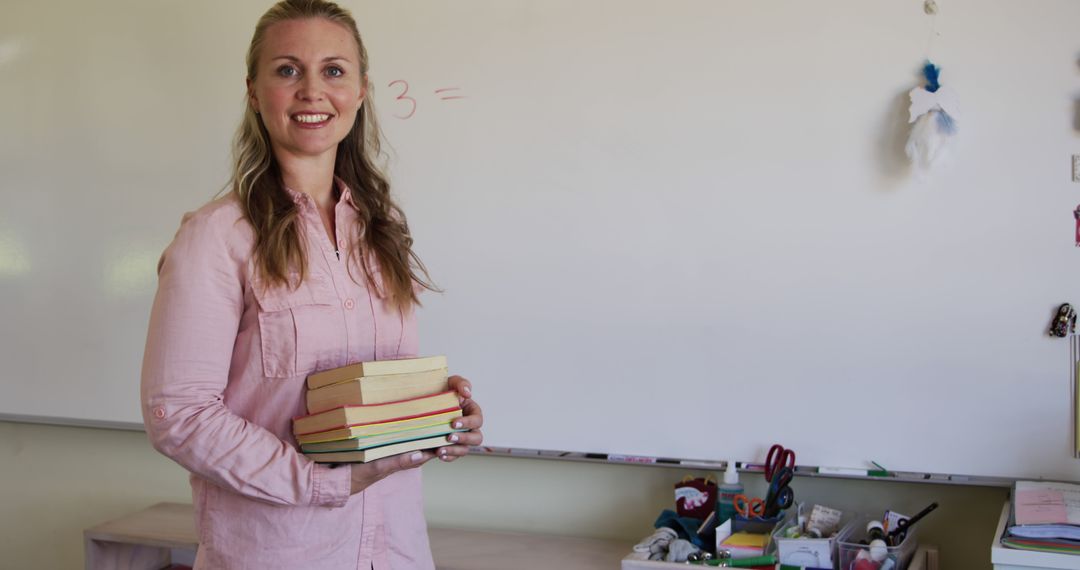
[718, 531, 768, 559]
[1002, 481, 1080, 554]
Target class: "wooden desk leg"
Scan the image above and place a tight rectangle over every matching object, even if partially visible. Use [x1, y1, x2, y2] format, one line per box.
[907, 545, 939, 570]
[84, 536, 170, 570]
[909, 549, 925, 570]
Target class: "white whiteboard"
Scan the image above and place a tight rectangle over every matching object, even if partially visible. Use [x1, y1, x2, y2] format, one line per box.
[3, 0, 1080, 481]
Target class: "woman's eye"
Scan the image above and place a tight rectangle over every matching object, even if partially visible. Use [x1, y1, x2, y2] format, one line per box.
[325, 66, 344, 78]
[277, 65, 298, 78]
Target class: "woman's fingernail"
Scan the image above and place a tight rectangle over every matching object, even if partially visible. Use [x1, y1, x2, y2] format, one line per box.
[439, 448, 449, 456]
[410, 452, 423, 463]
[463, 386, 472, 396]
[453, 421, 462, 429]
[449, 434, 459, 442]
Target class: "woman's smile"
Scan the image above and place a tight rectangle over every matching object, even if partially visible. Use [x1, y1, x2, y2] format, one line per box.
[291, 111, 334, 128]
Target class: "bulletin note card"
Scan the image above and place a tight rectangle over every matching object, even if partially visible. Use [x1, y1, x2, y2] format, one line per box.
[1014, 481, 1080, 526]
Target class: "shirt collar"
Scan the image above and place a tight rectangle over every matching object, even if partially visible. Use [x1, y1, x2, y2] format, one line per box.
[282, 176, 356, 209]
[334, 176, 357, 207]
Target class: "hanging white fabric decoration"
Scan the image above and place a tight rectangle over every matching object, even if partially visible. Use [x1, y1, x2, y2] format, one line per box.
[905, 61, 960, 170]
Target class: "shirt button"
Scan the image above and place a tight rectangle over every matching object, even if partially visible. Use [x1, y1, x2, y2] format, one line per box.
[153, 407, 166, 419]
[344, 298, 355, 310]
[338, 239, 346, 250]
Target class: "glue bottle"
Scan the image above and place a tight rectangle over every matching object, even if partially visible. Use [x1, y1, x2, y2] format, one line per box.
[717, 461, 743, 524]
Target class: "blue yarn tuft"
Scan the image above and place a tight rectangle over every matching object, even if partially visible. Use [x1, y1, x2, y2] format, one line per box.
[923, 62, 941, 93]
[935, 109, 957, 134]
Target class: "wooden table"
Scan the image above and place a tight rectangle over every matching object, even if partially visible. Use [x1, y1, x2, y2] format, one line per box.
[84, 502, 634, 570]
[84, 503, 196, 570]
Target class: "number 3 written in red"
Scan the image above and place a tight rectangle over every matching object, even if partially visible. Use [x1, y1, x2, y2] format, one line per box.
[388, 79, 417, 120]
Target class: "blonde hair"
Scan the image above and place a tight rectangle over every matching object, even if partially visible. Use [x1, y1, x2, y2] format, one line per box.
[230, 0, 434, 311]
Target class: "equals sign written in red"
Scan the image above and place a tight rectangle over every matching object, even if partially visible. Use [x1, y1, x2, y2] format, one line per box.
[434, 87, 467, 100]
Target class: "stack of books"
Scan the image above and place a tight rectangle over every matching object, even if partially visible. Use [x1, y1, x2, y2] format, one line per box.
[292, 356, 465, 463]
[1002, 480, 1080, 554]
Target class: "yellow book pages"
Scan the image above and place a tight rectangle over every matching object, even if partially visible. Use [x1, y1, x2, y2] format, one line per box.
[305, 368, 449, 413]
[296, 410, 463, 444]
[306, 356, 448, 390]
[292, 390, 460, 435]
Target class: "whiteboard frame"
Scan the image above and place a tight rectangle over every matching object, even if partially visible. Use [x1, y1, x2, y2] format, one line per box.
[0, 413, 1015, 487]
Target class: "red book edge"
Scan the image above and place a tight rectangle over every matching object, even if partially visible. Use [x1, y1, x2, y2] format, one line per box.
[293, 405, 463, 436]
[293, 390, 458, 420]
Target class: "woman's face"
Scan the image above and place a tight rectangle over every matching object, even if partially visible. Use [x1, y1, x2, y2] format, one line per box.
[248, 18, 365, 163]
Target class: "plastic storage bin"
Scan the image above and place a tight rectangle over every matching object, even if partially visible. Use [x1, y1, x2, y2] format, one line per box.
[732, 512, 784, 535]
[771, 506, 855, 569]
[715, 512, 784, 559]
[837, 517, 918, 570]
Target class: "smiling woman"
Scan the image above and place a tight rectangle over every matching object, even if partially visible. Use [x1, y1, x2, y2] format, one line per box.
[138, 1, 484, 569]
[247, 19, 364, 167]
[234, 3, 430, 304]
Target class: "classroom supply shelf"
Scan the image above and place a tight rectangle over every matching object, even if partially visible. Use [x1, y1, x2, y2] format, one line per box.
[619, 545, 939, 570]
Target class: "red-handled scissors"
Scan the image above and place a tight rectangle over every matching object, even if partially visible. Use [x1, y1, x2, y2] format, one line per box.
[765, 444, 795, 483]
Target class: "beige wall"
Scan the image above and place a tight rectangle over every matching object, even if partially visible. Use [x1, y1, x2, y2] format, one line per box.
[1, 421, 1006, 568]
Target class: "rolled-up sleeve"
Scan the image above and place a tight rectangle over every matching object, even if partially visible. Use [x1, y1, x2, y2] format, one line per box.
[140, 208, 350, 508]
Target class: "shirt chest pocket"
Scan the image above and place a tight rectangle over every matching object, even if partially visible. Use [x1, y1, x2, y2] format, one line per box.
[367, 266, 408, 361]
[253, 275, 343, 379]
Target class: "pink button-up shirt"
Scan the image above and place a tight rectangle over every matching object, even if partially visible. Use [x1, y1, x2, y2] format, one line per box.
[141, 182, 434, 570]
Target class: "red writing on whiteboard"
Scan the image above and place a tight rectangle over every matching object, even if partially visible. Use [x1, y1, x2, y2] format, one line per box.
[434, 87, 467, 101]
[388, 80, 467, 120]
[388, 80, 417, 119]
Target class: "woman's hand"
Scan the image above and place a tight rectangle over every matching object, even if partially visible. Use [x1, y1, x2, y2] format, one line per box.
[437, 375, 484, 462]
[347, 374, 483, 492]
[349, 449, 437, 494]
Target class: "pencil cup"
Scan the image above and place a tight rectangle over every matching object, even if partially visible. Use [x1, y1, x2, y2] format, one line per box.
[837, 517, 918, 570]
